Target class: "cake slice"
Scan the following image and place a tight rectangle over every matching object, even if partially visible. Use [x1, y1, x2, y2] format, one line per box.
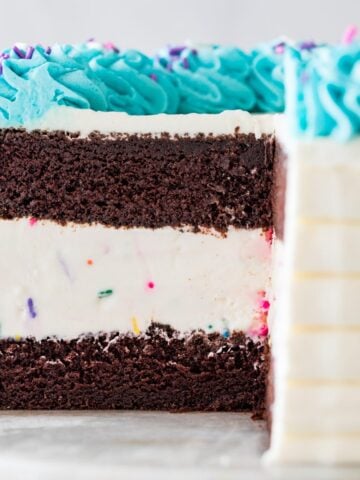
[0, 42, 282, 412]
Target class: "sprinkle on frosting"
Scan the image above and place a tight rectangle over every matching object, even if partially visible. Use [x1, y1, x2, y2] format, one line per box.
[27, 297, 37, 319]
[86, 259, 94, 265]
[299, 41, 317, 51]
[342, 25, 358, 44]
[147, 281, 155, 289]
[97, 289, 113, 299]
[28, 217, 38, 227]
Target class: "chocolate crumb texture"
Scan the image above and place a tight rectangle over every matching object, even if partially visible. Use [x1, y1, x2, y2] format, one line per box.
[0, 324, 270, 413]
[0, 129, 275, 231]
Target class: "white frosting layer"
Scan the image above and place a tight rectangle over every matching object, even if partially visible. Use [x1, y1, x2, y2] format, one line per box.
[0, 219, 271, 339]
[26, 106, 276, 138]
[267, 137, 360, 465]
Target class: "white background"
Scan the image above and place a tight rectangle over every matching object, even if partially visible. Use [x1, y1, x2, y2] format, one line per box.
[1, 0, 359, 51]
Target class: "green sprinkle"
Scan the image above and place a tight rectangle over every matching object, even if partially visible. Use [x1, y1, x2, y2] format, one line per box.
[208, 324, 213, 330]
[97, 289, 113, 299]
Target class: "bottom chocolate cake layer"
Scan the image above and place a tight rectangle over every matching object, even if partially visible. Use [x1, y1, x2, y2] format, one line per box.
[0, 324, 269, 412]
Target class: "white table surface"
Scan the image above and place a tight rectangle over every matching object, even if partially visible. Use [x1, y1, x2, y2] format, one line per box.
[0, 411, 359, 480]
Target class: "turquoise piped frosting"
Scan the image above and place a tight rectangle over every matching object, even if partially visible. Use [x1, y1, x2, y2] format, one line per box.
[249, 44, 285, 113]
[155, 44, 285, 114]
[155, 46, 257, 113]
[0, 43, 180, 126]
[0, 41, 286, 126]
[3, 38, 359, 141]
[285, 42, 360, 141]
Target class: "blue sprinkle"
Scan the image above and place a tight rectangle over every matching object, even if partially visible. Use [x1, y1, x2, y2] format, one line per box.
[222, 328, 230, 339]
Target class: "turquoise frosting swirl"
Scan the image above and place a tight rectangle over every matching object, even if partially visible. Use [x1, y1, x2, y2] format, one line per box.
[0, 42, 180, 126]
[155, 45, 257, 113]
[155, 44, 285, 114]
[0, 41, 287, 125]
[285, 42, 360, 141]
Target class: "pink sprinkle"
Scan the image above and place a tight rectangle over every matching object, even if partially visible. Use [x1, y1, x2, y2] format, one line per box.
[29, 217, 37, 227]
[261, 300, 270, 311]
[264, 227, 273, 245]
[147, 281, 155, 289]
[103, 41, 119, 53]
[274, 44, 285, 54]
[342, 25, 358, 44]
[258, 324, 269, 337]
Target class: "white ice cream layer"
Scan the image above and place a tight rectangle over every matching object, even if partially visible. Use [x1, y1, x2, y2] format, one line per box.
[0, 219, 271, 339]
[26, 106, 276, 138]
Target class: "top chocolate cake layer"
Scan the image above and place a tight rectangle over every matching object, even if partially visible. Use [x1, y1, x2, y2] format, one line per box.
[0, 129, 274, 231]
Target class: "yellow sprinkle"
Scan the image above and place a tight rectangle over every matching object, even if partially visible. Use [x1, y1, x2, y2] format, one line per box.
[131, 317, 141, 335]
[14, 334, 21, 341]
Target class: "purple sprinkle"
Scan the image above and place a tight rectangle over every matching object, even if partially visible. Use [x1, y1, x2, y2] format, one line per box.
[87, 37, 95, 42]
[27, 298, 37, 319]
[0, 64, 3, 75]
[45, 46, 52, 55]
[169, 46, 186, 56]
[166, 62, 174, 72]
[13, 46, 25, 58]
[149, 73, 158, 82]
[25, 46, 34, 59]
[191, 48, 198, 56]
[3, 53, 9, 60]
[182, 57, 190, 69]
[299, 41, 317, 51]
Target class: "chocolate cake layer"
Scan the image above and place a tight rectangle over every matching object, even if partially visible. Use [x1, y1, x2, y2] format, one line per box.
[0, 324, 269, 412]
[0, 129, 275, 231]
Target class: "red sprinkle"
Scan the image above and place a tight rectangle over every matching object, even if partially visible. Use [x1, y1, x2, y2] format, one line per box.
[29, 217, 38, 227]
[147, 281, 155, 289]
[87, 259, 94, 265]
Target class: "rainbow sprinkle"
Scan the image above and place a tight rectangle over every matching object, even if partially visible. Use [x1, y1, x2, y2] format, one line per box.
[131, 317, 141, 335]
[342, 25, 358, 44]
[103, 41, 119, 53]
[27, 298, 37, 319]
[29, 217, 38, 227]
[147, 281, 155, 290]
[274, 42, 286, 55]
[97, 289, 113, 299]
[87, 259, 94, 265]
